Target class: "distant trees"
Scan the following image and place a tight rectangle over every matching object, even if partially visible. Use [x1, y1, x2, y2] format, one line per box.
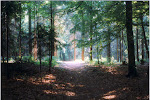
[132, 1, 149, 60]
[1, 1, 149, 78]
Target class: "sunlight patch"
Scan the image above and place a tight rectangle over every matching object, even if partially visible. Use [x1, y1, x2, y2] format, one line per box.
[104, 90, 116, 95]
[65, 91, 76, 96]
[43, 90, 57, 94]
[45, 74, 56, 80]
[103, 95, 116, 99]
[103, 90, 117, 99]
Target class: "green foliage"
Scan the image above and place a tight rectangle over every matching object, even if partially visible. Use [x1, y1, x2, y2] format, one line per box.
[34, 56, 58, 67]
[1, 1, 149, 66]
[22, 56, 35, 63]
[43, 56, 58, 67]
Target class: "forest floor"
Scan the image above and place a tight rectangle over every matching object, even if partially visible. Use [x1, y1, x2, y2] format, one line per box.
[2, 61, 149, 100]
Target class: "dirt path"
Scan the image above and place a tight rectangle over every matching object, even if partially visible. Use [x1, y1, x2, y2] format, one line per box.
[2, 62, 149, 100]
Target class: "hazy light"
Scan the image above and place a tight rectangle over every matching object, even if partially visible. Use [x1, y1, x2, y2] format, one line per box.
[45, 1, 49, 4]
[24, 15, 28, 23]
[57, 6, 62, 9]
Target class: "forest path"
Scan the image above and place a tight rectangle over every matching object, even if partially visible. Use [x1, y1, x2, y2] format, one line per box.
[2, 62, 148, 100]
[57, 61, 87, 71]
[54, 61, 105, 99]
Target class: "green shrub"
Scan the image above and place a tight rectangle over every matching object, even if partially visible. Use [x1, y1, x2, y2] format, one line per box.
[34, 56, 58, 67]
[22, 56, 35, 63]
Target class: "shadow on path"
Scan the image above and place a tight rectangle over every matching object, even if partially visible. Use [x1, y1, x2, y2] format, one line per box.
[2, 62, 149, 100]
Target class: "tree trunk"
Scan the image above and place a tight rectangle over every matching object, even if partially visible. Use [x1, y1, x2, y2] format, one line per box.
[6, 10, 9, 79]
[142, 39, 144, 60]
[19, 2, 22, 59]
[1, 30, 4, 63]
[141, 16, 149, 58]
[117, 37, 119, 62]
[121, 30, 124, 61]
[59, 49, 62, 60]
[62, 52, 65, 61]
[82, 48, 84, 61]
[90, 39, 92, 61]
[126, 1, 137, 77]
[33, 4, 37, 60]
[107, 30, 111, 63]
[81, 10, 84, 61]
[28, 6, 32, 55]
[14, 15, 18, 60]
[136, 26, 139, 62]
[37, 24, 42, 82]
[36, 6, 42, 82]
[49, 1, 54, 73]
[1, 12, 5, 63]
[119, 32, 122, 62]
[54, 43, 57, 56]
[89, 5, 93, 61]
[74, 34, 76, 61]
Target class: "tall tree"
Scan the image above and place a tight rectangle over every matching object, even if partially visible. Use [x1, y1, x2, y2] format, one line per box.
[117, 37, 119, 62]
[28, 3, 32, 55]
[81, 10, 85, 61]
[126, 1, 137, 77]
[19, 2, 22, 59]
[141, 38, 144, 60]
[119, 32, 122, 62]
[49, 1, 55, 73]
[136, 26, 139, 62]
[33, 3, 37, 60]
[121, 30, 124, 61]
[74, 33, 76, 61]
[107, 29, 111, 63]
[89, 3, 93, 61]
[6, 2, 9, 79]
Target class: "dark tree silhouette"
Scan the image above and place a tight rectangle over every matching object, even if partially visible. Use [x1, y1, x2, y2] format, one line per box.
[126, 1, 138, 77]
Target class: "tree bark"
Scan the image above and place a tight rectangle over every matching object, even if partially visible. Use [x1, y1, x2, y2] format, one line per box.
[33, 4, 37, 60]
[142, 39, 144, 60]
[6, 9, 9, 79]
[37, 24, 42, 82]
[74, 34, 76, 61]
[136, 26, 139, 62]
[89, 5, 93, 61]
[119, 32, 122, 62]
[1, 29, 4, 63]
[19, 2, 22, 59]
[90, 39, 92, 61]
[117, 37, 119, 62]
[28, 5, 32, 55]
[54, 43, 57, 56]
[107, 29, 111, 63]
[121, 30, 124, 61]
[81, 10, 84, 61]
[82, 48, 84, 61]
[126, 1, 137, 77]
[49, 1, 54, 73]
[1, 10, 5, 63]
